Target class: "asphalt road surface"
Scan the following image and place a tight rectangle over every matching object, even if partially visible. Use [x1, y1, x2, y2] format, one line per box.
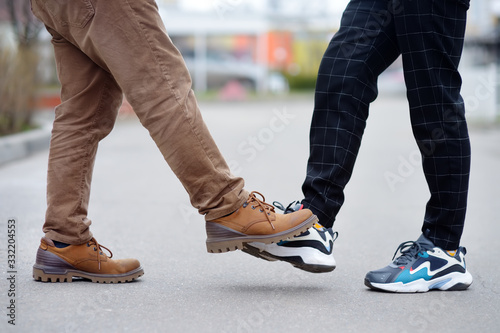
[1, 95, 498, 332]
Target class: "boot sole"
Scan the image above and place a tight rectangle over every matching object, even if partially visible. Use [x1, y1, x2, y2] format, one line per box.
[206, 214, 318, 253]
[33, 265, 144, 283]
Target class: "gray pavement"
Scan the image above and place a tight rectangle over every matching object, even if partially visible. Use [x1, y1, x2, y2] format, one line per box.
[0, 95, 499, 332]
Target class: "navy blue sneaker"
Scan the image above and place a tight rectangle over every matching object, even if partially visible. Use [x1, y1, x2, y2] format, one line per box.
[242, 201, 338, 273]
[364, 234, 473, 292]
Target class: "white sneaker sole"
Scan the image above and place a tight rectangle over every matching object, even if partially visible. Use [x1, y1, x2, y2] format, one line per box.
[365, 271, 473, 293]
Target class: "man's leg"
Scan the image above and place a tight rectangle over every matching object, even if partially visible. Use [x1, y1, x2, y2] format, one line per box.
[395, 0, 471, 250]
[302, 0, 401, 227]
[43, 28, 123, 245]
[32, 0, 317, 259]
[61, 0, 248, 220]
[31, 26, 143, 283]
[81, 1, 317, 251]
[242, 0, 403, 272]
[364, 0, 472, 292]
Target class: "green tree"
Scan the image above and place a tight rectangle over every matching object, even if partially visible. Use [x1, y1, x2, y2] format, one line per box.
[0, 0, 42, 136]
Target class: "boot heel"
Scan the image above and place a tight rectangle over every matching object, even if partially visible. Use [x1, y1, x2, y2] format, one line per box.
[33, 266, 72, 283]
[205, 222, 247, 253]
[33, 246, 75, 282]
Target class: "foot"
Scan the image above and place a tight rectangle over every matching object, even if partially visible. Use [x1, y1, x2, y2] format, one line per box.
[243, 200, 338, 273]
[205, 192, 318, 253]
[243, 223, 337, 273]
[33, 237, 144, 283]
[364, 234, 473, 292]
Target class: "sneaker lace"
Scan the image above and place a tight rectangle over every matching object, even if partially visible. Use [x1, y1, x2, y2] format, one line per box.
[87, 238, 113, 270]
[245, 191, 276, 230]
[273, 201, 286, 212]
[273, 200, 300, 214]
[392, 241, 429, 266]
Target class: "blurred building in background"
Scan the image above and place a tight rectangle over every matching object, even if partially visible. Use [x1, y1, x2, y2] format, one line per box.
[157, 0, 344, 95]
[1, 0, 500, 119]
[155, 0, 500, 109]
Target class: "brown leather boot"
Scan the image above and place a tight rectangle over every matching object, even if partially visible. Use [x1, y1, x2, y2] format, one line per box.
[206, 191, 318, 253]
[33, 237, 143, 283]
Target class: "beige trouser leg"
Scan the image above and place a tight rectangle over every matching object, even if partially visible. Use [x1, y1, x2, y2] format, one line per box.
[31, 0, 247, 244]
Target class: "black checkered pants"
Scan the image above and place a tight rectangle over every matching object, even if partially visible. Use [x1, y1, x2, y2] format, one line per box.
[302, 0, 471, 249]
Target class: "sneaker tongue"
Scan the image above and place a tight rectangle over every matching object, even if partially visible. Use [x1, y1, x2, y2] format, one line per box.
[416, 234, 435, 248]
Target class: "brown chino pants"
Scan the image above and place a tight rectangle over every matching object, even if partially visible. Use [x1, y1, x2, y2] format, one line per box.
[31, 0, 247, 244]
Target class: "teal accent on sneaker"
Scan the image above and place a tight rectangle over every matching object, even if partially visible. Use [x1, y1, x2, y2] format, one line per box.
[364, 234, 473, 293]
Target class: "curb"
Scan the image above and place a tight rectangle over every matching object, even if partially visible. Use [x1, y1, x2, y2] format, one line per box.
[0, 99, 132, 167]
[0, 123, 52, 166]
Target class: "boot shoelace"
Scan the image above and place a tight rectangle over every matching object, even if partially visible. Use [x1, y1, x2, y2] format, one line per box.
[243, 191, 276, 230]
[87, 238, 113, 270]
